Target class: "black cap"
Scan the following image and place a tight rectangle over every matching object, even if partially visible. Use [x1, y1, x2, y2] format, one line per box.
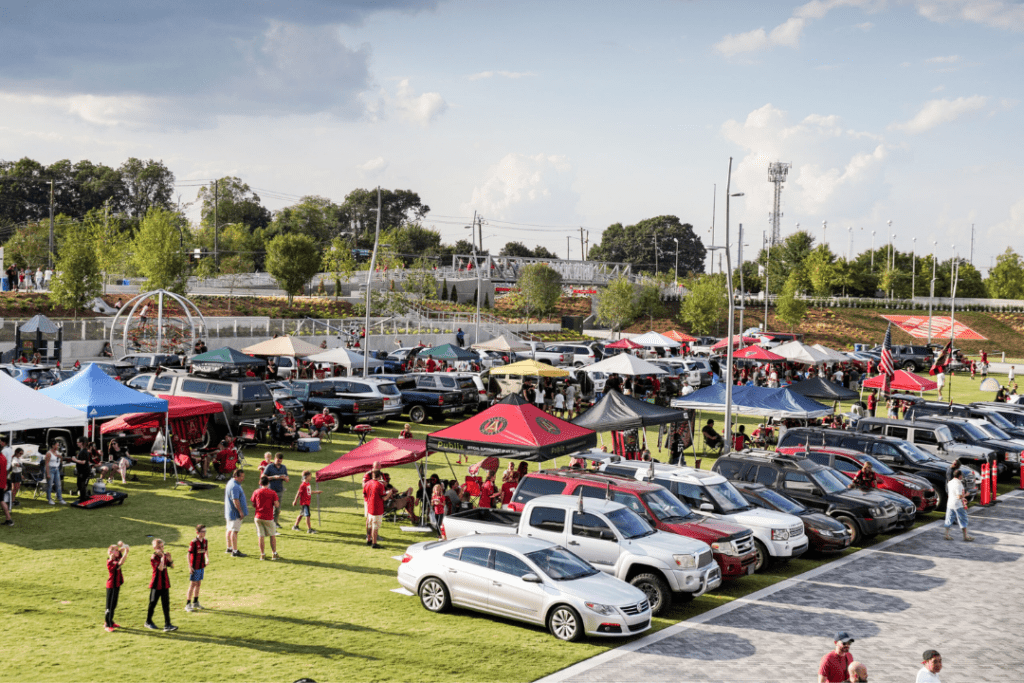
[834, 631, 854, 644]
[923, 649, 940, 661]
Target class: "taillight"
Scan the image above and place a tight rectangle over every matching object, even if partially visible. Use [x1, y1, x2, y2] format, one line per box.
[439, 524, 446, 539]
[438, 396, 444, 405]
[353, 402, 359, 413]
[401, 553, 413, 563]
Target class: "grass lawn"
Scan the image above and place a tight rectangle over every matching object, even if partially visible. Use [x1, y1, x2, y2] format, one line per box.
[2, 373, 1018, 683]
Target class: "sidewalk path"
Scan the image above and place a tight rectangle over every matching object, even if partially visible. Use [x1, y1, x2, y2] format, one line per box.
[539, 492, 1023, 683]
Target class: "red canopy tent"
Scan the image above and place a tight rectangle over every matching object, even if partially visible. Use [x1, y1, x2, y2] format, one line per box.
[881, 315, 987, 341]
[712, 335, 760, 351]
[734, 345, 786, 362]
[316, 438, 429, 482]
[604, 338, 644, 350]
[862, 370, 938, 393]
[664, 330, 698, 343]
[101, 395, 223, 446]
[426, 401, 597, 462]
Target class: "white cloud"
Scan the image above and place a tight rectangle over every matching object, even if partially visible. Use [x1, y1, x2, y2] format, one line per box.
[357, 156, 388, 174]
[463, 153, 581, 226]
[890, 95, 989, 134]
[714, 0, 881, 56]
[393, 78, 447, 126]
[915, 0, 1024, 32]
[467, 70, 535, 81]
[855, 21, 874, 30]
[925, 54, 960, 63]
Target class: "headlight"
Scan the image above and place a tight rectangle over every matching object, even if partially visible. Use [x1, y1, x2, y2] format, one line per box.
[584, 601, 616, 616]
[905, 482, 923, 491]
[711, 541, 737, 556]
[673, 553, 696, 569]
[869, 507, 883, 517]
[816, 529, 834, 537]
[771, 528, 790, 541]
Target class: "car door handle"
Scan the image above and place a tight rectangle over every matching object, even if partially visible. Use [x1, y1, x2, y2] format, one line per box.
[568, 540, 580, 545]
[492, 581, 502, 587]
[447, 568, 457, 573]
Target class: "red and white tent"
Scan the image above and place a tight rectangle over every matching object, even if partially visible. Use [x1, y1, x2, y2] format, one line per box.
[861, 370, 938, 393]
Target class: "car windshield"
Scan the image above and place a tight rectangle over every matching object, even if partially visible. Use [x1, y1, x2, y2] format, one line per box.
[982, 412, 1016, 430]
[810, 469, 850, 494]
[992, 410, 1024, 427]
[640, 489, 696, 521]
[892, 441, 933, 463]
[605, 507, 655, 539]
[952, 422, 990, 440]
[935, 426, 955, 446]
[706, 482, 753, 512]
[858, 454, 895, 476]
[377, 383, 401, 396]
[754, 487, 806, 514]
[525, 546, 599, 581]
[977, 423, 1011, 440]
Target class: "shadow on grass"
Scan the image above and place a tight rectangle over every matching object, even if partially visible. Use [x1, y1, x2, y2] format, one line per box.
[209, 609, 381, 633]
[279, 557, 395, 576]
[126, 627, 379, 659]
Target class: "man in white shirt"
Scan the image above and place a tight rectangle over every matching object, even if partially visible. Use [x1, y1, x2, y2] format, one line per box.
[916, 649, 942, 683]
[936, 370, 945, 400]
[943, 470, 973, 541]
[1009, 365, 1016, 382]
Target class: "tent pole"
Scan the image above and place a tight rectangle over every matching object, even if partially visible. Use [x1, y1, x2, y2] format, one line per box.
[316, 485, 321, 527]
[443, 453, 458, 481]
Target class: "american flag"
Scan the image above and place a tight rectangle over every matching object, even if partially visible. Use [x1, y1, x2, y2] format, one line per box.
[880, 323, 895, 394]
[930, 340, 952, 376]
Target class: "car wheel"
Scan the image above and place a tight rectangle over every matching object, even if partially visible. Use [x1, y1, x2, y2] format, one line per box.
[629, 573, 671, 616]
[409, 406, 426, 424]
[835, 515, 860, 545]
[753, 539, 771, 573]
[547, 605, 583, 642]
[574, 362, 584, 368]
[330, 412, 344, 431]
[418, 577, 450, 613]
[902, 360, 916, 371]
[51, 435, 70, 458]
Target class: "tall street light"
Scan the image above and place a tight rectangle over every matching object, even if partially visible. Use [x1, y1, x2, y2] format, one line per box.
[722, 158, 742, 455]
[847, 226, 853, 261]
[672, 237, 680, 287]
[928, 240, 937, 344]
[822, 220, 827, 245]
[871, 230, 876, 270]
[912, 237, 917, 299]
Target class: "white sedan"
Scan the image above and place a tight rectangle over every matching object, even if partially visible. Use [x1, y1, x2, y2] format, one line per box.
[397, 534, 652, 641]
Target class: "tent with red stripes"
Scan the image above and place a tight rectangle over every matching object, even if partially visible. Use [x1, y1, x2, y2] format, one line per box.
[861, 370, 938, 393]
[881, 315, 987, 341]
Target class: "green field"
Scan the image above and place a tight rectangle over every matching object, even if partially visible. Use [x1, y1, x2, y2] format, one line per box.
[2, 375, 1018, 683]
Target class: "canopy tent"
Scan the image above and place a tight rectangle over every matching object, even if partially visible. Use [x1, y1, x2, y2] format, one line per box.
[630, 331, 681, 348]
[497, 393, 531, 406]
[305, 347, 383, 370]
[100, 396, 223, 436]
[811, 344, 850, 363]
[189, 347, 267, 374]
[734, 345, 786, 362]
[40, 363, 168, 419]
[0, 370, 87, 432]
[572, 390, 688, 431]
[979, 377, 1001, 392]
[417, 343, 479, 361]
[664, 330, 698, 343]
[20, 314, 60, 334]
[671, 384, 833, 419]
[711, 335, 761, 351]
[242, 335, 321, 358]
[861, 370, 938, 393]
[881, 314, 987, 341]
[604, 338, 644, 350]
[583, 353, 668, 377]
[426, 401, 596, 461]
[771, 340, 833, 365]
[787, 376, 861, 402]
[489, 359, 570, 377]
[472, 334, 531, 353]
[316, 438, 429, 482]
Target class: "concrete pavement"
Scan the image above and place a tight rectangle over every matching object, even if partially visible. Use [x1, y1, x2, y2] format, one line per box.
[539, 492, 1023, 683]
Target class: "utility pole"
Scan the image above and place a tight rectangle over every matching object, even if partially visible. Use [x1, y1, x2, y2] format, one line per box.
[567, 236, 570, 260]
[738, 223, 745, 335]
[928, 241, 937, 344]
[362, 187, 382, 377]
[710, 184, 716, 273]
[970, 224, 975, 265]
[580, 226, 585, 261]
[48, 180, 54, 269]
[213, 179, 219, 269]
[763, 231, 771, 330]
[474, 213, 482, 345]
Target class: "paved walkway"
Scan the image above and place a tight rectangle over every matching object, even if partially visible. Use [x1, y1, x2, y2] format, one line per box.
[539, 491, 1024, 683]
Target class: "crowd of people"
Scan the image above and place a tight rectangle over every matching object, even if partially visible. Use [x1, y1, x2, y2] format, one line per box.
[3, 263, 51, 292]
[816, 631, 948, 683]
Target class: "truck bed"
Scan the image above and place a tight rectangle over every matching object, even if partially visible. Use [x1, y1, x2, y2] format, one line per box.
[442, 508, 521, 538]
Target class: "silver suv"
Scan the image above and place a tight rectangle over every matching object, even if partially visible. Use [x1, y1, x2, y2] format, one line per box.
[546, 344, 602, 368]
[319, 377, 404, 419]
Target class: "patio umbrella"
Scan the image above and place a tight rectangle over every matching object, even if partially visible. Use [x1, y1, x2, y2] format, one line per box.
[605, 338, 644, 350]
[733, 345, 786, 362]
[664, 330, 698, 343]
[242, 335, 322, 358]
[489, 359, 570, 377]
[418, 343, 479, 361]
[472, 334, 531, 352]
[631, 331, 682, 348]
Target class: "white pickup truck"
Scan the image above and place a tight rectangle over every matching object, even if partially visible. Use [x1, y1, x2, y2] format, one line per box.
[440, 495, 721, 615]
[525, 342, 572, 367]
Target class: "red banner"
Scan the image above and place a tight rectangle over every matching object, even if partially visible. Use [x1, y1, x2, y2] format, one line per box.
[880, 315, 987, 341]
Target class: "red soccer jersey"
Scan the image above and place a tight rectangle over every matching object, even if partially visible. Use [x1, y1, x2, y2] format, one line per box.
[149, 554, 172, 590]
[106, 559, 124, 589]
[0, 454, 7, 490]
[251, 487, 279, 520]
[479, 481, 496, 508]
[298, 481, 311, 506]
[363, 479, 385, 516]
[188, 538, 208, 570]
[500, 481, 516, 506]
[431, 493, 445, 516]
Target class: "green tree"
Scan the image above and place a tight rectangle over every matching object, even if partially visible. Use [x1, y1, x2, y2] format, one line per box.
[758, 230, 815, 294]
[596, 276, 638, 337]
[441, 278, 449, 301]
[531, 245, 559, 260]
[2, 220, 51, 269]
[265, 233, 321, 304]
[49, 221, 101, 315]
[635, 283, 665, 326]
[499, 241, 533, 257]
[986, 248, 1024, 299]
[519, 263, 563, 330]
[678, 274, 727, 336]
[117, 158, 175, 220]
[404, 258, 438, 301]
[266, 195, 345, 245]
[341, 188, 430, 245]
[196, 177, 272, 234]
[805, 244, 837, 297]
[321, 237, 358, 298]
[589, 215, 705, 275]
[132, 208, 190, 293]
[776, 270, 808, 331]
[90, 207, 133, 292]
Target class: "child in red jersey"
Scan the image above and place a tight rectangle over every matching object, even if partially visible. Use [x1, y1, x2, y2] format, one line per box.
[185, 524, 209, 612]
[291, 470, 322, 534]
[104, 541, 129, 632]
[145, 539, 177, 632]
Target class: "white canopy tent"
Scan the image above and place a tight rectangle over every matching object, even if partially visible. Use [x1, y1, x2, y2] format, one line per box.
[305, 347, 383, 370]
[811, 344, 849, 363]
[629, 331, 682, 348]
[772, 340, 833, 365]
[472, 334, 531, 353]
[0, 371, 87, 432]
[583, 353, 669, 376]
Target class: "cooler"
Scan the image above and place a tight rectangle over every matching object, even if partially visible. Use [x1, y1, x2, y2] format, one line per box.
[297, 437, 321, 452]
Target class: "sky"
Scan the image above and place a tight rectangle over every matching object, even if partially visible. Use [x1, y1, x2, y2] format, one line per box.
[1, 0, 1022, 273]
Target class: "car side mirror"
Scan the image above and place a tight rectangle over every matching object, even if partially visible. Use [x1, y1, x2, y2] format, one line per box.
[812, 487, 823, 496]
[699, 503, 714, 512]
[598, 529, 617, 542]
[521, 573, 543, 583]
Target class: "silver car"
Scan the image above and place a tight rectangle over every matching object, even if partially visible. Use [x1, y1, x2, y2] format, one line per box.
[397, 535, 652, 641]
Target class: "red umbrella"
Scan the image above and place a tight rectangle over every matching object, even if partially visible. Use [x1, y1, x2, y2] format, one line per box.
[605, 338, 644, 349]
[711, 335, 760, 351]
[664, 330, 698, 343]
[468, 456, 500, 475]
[733, 345, 785, 362]
[316, 438, 429, 481]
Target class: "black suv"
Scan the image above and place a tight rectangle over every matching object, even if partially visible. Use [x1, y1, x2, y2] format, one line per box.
[711, 450, 901, 544]
[867, 344, 933, 372]
[905, 402, 1024, 441]
[731, 482, 851, 554]
[777, 427, 978, 507]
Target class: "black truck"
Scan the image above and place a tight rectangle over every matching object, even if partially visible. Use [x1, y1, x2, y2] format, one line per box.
[279, 380, 388, 426]
[376, 374, 465, 423]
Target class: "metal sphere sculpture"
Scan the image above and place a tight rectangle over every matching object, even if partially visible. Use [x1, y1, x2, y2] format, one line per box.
[108, 290, 208, 358]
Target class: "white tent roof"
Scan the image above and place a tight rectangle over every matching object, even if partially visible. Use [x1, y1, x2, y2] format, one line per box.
[583, 353, 669, 376]
[472, 334, 531, 352]
[629, 331, 682, 348]
[811, 344, 850, 363]
[772, 340, 833, 365]
[305, 347, 383, 369]
[0, 370, 87, 432]
[242, 335, 322, 358]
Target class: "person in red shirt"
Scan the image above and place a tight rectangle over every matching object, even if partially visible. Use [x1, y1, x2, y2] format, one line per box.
[818, 632, 855, 683]
[479, 472, 497, 508]
[291, 470, 322, 533]
[425, 357, 437, 373]
[0, 449, 11, 526]
[184, 525, 209, 612]
[398, 423, 413, 439]
[430, 483, 446, 536]
[363, 470, 386, 548]
[104, 541, 129, 631]
[213, 441, 239, 481]
[866, 390, 877, 417]
[250, 476, 280, 560]
[309, 408, 335, 438]
[145, 539, 177, 632]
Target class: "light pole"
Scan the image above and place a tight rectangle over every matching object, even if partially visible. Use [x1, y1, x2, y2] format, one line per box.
[928, 241, 937, 344]
[736, 220, 746, 334]
[763, 231, 771, 332]
[672, 237, 679, 287]
[912, 237, 917, 299]
[822, 220, 827, 246]
[723, 158, 740, 455]
[871, 231, 876, 270]
[709, 183, 717, 274]
[848, 226, 853, 261]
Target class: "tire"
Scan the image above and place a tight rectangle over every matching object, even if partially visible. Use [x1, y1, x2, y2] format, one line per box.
[574, 361, 584, 368]
[629, 573, 672, 616]
[902, 360, 916, 371]
[752, 539, 771, 573]
[418, 577, 451, 613]
[547, 605, 583, 642]
[51, 435, 70, 458]
[329, 412, 343, 431]
[835, 515, 861, 545]
[409, 406, 426, 424]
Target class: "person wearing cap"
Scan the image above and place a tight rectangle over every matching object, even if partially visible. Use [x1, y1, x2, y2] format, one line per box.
[916, 649, 942, 682]
[818, 631, 855, 683]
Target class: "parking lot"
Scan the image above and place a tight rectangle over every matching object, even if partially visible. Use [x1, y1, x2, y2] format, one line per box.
[541, 491, 1024, 683]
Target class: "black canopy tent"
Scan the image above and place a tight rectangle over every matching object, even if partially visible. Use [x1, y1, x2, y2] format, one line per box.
[787, 376, 860, 402]
[572, 389, 695, 461]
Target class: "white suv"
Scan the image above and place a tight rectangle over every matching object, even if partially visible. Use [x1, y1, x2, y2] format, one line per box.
[320, 377, 404, 419]
[598, 459, 807, 571]
[546, 344, 602, 368]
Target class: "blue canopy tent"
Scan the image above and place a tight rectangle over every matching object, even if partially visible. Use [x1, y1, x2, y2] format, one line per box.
[671, 384, 832, 420]
[41, 363, 169, 418]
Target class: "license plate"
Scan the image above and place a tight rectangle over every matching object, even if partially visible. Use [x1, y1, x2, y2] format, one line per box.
[443, 407, 457, 413]
[747, 564, 756, 575]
